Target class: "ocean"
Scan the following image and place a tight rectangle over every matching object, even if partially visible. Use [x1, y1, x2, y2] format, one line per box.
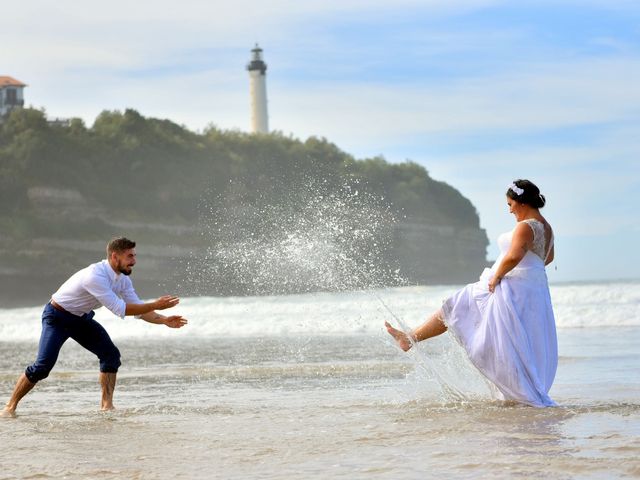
[1, 281, 639, 479]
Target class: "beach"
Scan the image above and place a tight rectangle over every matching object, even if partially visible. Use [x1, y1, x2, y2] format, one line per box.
[1, 281, 639, 479]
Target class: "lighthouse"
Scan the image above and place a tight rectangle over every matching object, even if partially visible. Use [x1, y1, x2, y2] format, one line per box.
[247, 44, 269, 134]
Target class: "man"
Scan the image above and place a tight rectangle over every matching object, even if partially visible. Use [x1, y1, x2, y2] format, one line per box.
[1, 237, 187, 417]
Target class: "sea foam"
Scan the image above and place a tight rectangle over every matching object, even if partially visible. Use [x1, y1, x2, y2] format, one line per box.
[0, 281, 637, 341]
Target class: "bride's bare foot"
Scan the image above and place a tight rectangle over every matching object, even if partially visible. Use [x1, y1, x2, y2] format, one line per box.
[385, 321, 413, 352]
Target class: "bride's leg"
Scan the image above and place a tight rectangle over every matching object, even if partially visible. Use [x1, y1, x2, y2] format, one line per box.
[413, 309, 447, 341]
[385, 309, 447, 352]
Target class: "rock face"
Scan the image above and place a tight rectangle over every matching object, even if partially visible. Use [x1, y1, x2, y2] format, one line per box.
[27, 187, 106, 221]
[0, 211, 489, 308]
[393, 222, 488, 285]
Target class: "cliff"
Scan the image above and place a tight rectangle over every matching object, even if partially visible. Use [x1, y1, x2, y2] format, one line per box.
[0, 108, 488, 307]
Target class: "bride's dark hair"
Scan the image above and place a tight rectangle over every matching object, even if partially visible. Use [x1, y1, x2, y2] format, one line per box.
[506, 179, 546, 208]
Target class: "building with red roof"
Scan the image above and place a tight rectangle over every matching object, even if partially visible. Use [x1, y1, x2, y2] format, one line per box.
[0, 76, 27, 117]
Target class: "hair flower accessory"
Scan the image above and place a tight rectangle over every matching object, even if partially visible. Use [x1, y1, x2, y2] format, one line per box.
[508, 183, 524, 196]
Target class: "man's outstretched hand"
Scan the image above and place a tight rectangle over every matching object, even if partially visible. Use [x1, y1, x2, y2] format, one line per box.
[147, 296, 187, 328]
[153, 295, 180, 310]
[164, 315, 188, 329]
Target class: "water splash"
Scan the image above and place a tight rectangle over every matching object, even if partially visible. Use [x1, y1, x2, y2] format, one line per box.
[187, 179, 403, 296]
[181, 175, 487, 403]
[376, 293, 480, 403]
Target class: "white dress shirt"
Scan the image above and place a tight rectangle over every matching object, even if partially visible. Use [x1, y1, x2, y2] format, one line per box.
[51, 260, 143, 318]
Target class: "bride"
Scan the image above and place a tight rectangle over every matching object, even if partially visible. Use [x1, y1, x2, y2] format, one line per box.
[386, 179, 558, 407]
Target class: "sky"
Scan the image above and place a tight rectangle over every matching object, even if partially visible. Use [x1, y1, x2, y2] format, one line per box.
[3, 0, 639, 283]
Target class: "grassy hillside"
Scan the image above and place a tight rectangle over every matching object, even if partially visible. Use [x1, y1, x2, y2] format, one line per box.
[0, 108, 479, 236]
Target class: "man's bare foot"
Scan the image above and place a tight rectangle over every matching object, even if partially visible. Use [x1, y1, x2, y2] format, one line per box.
[385, 321, 413, 352]
[0, 407, 17, 418]
[100, 405, 115, 412]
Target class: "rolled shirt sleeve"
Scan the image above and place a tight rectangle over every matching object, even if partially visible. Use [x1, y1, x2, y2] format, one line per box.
[121, 276, 143, 305]
[121, 276, 145, 318]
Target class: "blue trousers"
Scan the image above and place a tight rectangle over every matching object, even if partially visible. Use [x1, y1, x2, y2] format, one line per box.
[25, 303, 121, 383]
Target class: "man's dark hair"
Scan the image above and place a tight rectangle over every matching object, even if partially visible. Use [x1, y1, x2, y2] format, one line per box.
[107, 237, 136, 256]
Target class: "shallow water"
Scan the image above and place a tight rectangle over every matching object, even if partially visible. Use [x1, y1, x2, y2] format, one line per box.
[1, 284, 639, 479]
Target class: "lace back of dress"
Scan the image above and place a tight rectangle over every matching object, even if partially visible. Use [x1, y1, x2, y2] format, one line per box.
[523, 219, 549, 261]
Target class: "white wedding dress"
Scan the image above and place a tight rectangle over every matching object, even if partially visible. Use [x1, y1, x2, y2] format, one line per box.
[442, 219, 558, 407]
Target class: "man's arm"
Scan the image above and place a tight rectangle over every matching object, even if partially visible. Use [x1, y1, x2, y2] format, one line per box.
[138, 310, 188, 328]
[124, 295, 180, 316]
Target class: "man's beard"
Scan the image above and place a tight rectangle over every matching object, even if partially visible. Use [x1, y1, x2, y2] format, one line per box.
[118, 266, 133, 276]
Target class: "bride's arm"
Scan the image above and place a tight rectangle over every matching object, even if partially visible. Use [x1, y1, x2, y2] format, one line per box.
[489, 223, 533, 292]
